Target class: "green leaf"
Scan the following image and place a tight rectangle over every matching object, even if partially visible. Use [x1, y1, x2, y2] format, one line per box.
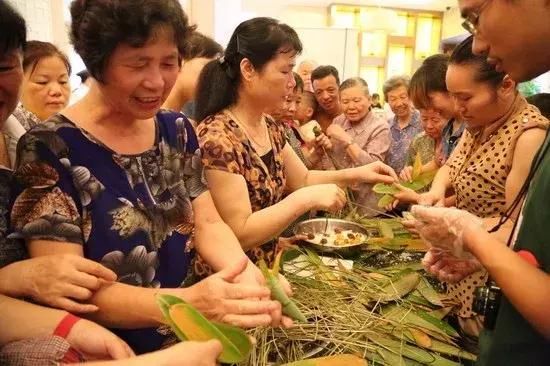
[168, 303, 251, 363]
[378, 221, 395, 239]
[156, 295, 251, 364]
[377, 194, 395, 208]
[416, 278, 444, 307]
[415, 310, 460, 338]
[412, 152, 423, 180]
[378, 271, 420, 302]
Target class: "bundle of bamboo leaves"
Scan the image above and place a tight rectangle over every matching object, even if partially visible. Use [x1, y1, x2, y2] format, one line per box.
[245, 250, 475, 366]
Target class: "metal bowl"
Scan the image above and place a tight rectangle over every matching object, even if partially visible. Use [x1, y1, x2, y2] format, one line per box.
[293, 218, 368, 256]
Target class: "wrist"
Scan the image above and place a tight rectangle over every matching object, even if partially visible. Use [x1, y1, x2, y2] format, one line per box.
[0, 261, 26, 297]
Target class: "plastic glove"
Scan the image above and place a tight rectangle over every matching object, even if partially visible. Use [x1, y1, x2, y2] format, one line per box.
[422, 248, 483, 283]
[407, 205, 484, 258]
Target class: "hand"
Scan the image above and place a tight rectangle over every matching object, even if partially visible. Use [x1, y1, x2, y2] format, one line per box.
[232, 261, 294, 328]
[277, 234, 307, 252]
[182, 257, 280, 328]
[417, 191, 445, 207]
[314, 133, 332, 151]
[406, 205, 485, 258]
[129, 340, 222, 366]
[300, 184, 347, 213]
[15, 255, 116, 313]
[384, 183, 421, 211]
[354, 161, 398, 185]
[326, 124, 349, 144]
[66, 317, 134, 360]
[399, 166, 413, 182]
[422, 248, 483, 283]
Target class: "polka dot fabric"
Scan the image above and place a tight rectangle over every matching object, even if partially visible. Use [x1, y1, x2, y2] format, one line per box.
[447, 100, 548, 318]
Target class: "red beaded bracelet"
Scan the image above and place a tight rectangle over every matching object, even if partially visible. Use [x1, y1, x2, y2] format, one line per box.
[53, 313, 81, 339]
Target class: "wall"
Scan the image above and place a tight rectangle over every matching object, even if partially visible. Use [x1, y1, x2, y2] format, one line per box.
[441, 6, 465, 39]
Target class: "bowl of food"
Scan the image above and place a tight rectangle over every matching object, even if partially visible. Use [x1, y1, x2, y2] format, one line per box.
[293, 218, 368, 257]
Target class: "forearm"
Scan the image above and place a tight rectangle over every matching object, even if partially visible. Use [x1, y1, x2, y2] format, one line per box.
[0, 295, 65, 346]
[347, 144, 382, 166]
[0, 261, 29, 297]
[465, 229, 550, 339]
[227, 191, 313, 250]
[428, 165, 451, 197]
[304, 167, 359, 187]
[194, 220, 249, 272]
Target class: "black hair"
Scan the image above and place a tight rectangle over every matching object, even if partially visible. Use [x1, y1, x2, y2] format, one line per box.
[23, 41, 71, 76]
[339, 77, 370, 96]
[70, 0, 194, 83]
[0, 0, 26, 54]
[77, 69, 90, 83]
[410, 54, 450, 109]
[372, 93, 380, 99]
[195, 17, 302, 122]
[527, 93, 550, 119]
[293, 71, 304, 93]
[449, 36, 506, 87]
[311, 65, 340, 85]
[182, 32, 223, 61]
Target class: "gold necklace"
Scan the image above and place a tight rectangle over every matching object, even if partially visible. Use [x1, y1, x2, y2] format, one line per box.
[228, 109, 270, 149]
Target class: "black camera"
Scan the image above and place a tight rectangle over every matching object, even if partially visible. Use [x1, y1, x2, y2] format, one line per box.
[472, 281, 502, 330]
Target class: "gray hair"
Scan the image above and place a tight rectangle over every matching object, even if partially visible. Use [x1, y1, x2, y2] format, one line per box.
[339, 77, 370, 96]
[383, 75, 410, 100]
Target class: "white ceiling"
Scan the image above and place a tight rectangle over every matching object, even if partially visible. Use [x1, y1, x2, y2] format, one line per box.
[280, 0, 457, 12]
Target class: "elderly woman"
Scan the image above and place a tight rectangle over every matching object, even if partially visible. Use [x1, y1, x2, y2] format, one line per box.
[193, 18, 396, 276]
[10, 0, 289, 355]
[315, 77, 390, 215]
[384, 75, 423, 173]
[402, 36, 548, 337]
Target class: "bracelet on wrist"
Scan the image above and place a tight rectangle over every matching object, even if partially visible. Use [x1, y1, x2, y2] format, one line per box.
[53, 313, 81, 339]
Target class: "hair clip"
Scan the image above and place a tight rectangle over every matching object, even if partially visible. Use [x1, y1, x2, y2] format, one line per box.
[218, 55, 226, 65]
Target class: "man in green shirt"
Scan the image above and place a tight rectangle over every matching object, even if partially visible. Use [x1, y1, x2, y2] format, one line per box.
[405, 1, 550, 365]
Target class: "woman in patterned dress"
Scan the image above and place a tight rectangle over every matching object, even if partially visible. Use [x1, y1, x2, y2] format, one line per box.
[9, 0, 289, 356]
[405, 36, 549, 337]
[193, 18, 397, 276]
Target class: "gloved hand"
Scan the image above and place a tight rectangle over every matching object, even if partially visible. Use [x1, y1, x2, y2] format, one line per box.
[406, 205, 485, 258]
[422, 248, 483, 283]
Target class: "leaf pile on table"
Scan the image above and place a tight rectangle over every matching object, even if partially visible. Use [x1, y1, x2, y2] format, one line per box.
[245, 249, 475, 366]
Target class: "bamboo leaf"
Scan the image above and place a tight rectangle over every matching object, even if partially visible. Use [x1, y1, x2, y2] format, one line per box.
[409, 329, 432, 348]
[378, 221, 395, 239]
[416, 278, 444, 307]
[166, 301, 251, 363]
[379, 271, 420, 302]
[412, 152, 423, 180]
[428, 306, 454, 320]
[415, 310, 460, 338]
[281, 355, 368, 366]
[377, 194, 395, 208]
[156, 294, 188, 342]
[429, 339, 478, 361]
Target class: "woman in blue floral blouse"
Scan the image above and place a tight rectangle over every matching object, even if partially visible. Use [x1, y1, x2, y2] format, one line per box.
[9, 0, 288, 355]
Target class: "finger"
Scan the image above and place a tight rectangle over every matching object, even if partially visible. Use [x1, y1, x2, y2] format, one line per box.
[269, 303, 283, 327]
[54, 297, 98, 313]
[222, 313, 273, 328]
[281, 316, 294, 328]
[224, 283, 271, 299]
[62, 284, 93, 301]
[277, 274, 293, 296]
[74, 258, 117, 282]
[201, 339, 223, 359]
[224, 298, 279, 315]
[215, 257, 249, 282]
[107, 337, 135, 360]
[70, 271, 104, 291]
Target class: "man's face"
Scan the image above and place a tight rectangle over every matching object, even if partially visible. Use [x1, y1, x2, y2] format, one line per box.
[459, 0, 550, 82]
[312, 75, 339, 113]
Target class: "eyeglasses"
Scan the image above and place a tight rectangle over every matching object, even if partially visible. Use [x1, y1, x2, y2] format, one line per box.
[461, 0, 491, 35]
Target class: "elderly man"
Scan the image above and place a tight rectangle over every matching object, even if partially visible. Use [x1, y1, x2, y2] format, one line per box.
[297, 59, 317, 93]
[383, 75, 422, 173]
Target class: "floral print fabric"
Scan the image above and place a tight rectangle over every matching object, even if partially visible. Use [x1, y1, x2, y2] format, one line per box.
[10, 110, 207, 354]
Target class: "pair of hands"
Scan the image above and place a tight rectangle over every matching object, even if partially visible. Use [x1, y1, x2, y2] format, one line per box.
[68, 319, 223, 365]
[178, 256, 294, 329]
[403, 205, 485, 283]
[314, 125, 349, 152]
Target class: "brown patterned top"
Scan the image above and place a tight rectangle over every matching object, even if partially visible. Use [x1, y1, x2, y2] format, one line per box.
[446, 96, 548, 320]
[194, 110, 287, 275]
